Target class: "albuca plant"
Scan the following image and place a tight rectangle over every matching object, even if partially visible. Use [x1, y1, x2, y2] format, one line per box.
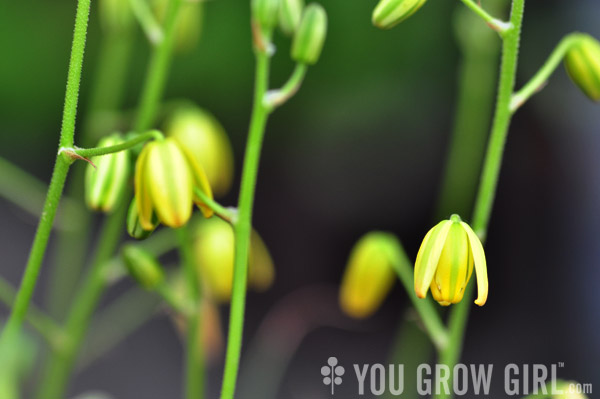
[0, 0, 596, 398]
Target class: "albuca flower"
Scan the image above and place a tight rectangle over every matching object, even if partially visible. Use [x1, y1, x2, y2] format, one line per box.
[339, 232, 399, 319]
[135, 137, 213, 230]
[414, 214, 488, 306]
[564, 34, 600, 102]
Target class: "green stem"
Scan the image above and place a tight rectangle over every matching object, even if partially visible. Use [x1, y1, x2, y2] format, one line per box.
[510, 33, 585, 112]
[71, 130, 162, 158]
[194, 187, 237, 223]
[134, 0, 183, 132]
[129, 0, 164, 45]
[220, 50, 271, 399]
[0, 276, 62, 349]
[459, 0, 511, 34]
[435, 1, 525, 398]
[0, 0, 92, 351]
[391, 244, 449, 351]
[177, 226, 204, 399]
[36, 196, 128, 399]
[264, 63, 307, 109]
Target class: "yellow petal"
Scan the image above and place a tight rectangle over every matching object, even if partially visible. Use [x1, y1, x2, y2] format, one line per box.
[432, 222, 470, 305]
[461, 222, 488, 306]
[135, 143, 154, 230]
[414, 220, 452, 299]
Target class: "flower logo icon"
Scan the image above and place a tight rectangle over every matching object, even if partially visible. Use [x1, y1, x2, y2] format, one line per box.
[321, 357, 345, 395]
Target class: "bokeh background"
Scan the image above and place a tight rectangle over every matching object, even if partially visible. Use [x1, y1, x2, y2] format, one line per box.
[0, 0, 599, 398]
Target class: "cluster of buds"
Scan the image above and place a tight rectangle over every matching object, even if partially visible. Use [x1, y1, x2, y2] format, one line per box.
[252, 0, 328, 65]
[194, 218, 275, 303]
[565, 34, 600, 102]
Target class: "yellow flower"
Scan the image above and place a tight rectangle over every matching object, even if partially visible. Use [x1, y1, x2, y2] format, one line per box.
[135, 137, 213, 230]
[193, 218, 275, 303]
[339, 232, 398, 319]
[414, 214, 488, 306]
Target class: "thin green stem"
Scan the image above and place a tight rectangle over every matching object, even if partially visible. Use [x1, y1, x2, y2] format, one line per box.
[194, 187, 237, 223]
[264, 63, 307, 109]
[129, 0, 164, 45]
[459, 0, 511, 34]
[0, 276, 63, 349]
[0, 0, 92, 352]
[134, 0, 183, 132]
[36, 196, 128, 399]
[435, 1, 525, 398]
[70, 130, 162, 158]
[511, 33, 585, 112]
[390, 244, 449, 351]
[220, 50, 271, 399]
[177, 226, 204, 399]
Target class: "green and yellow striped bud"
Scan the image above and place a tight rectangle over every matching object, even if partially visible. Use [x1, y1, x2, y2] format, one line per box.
[122, 245, 165, 290]
[279, 0, 304, 36]
[99, 0, 134, 34]
[252, 0, 281, 31]
[135, 137, 214, 230]
[165, 106, 234, 198]
[564, 35, 600, 102]
[127, 198, 158, 240]
[291, 4, 327, 65]
[339, 232, 398, 319]
[372, 0, 427, 29]
[84, 134, 130, 213]
[414, 214, 488, 306]
[193, 218, 275, 303]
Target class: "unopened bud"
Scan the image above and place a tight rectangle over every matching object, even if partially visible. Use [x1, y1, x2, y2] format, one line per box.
[291, 4, 327, 65]
[279, 0, 304, 36]
[372, 0, 427, 29]
[84, 134, 130, 213]
[127, 198, 158, 240]
[565, 35, 600, 102]
[252, 0, 280, 31]
[122, 245, 165, 290]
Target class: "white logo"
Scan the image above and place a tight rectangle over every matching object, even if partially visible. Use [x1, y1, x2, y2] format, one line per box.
[321, 357, 345, 395]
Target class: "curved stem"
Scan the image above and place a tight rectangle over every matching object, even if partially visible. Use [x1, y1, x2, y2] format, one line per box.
[71, 130, 162, 158]
[435, 1, 525, 398]
[459, 0, 511, 34]
[390, 243, 449, 351]
[194, 187, 237, 223]
[220, 50, 271, 399]
[264, 63, 307, 109]
[0, 0, 92, 351]
[134, 0, 183, 132]
[128, 0, 164, 45]
[510, 33, 585, 112]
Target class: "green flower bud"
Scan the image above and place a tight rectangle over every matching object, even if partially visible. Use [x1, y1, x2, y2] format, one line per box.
[279, 0, 304, 36]
[252, 0, 281, 31]
[85, 134, 130, 213]
[372, 0, 427, 29]
[99, 0, 134, 34]
[291, 4, 327, 65]
[122, 245, 165, 290]
[564, 35, 600, 102]
[339, 232, 398, 319]
[127, 198, 158, 240]
[165, 106, 234, 198]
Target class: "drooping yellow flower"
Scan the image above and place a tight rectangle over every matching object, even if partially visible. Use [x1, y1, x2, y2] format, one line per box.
[135, 137, 213, 230]
[193, 218, 275, 302]
[414, 214, 488, 306]
[339, 232, 399, 319]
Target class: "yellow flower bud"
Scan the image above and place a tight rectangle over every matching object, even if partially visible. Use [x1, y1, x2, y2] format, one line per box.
[165, 106, 234, 198]
[135, 137, 214, 230]
[99, 0, 134, 34]
[85, 134, 130, 213]
[193, 218, 275, 303]
[279, 0, 304, 36]
[564, 34, 600, 102]
[339, 232, 398, 319]
[414, 215, 488, 306]
[291, 4, 328, 65]
[122, 245, 165, 290]
[372, 0, 427, 30]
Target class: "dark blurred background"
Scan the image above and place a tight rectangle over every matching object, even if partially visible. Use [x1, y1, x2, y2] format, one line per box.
[0, 0, 599, 398]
